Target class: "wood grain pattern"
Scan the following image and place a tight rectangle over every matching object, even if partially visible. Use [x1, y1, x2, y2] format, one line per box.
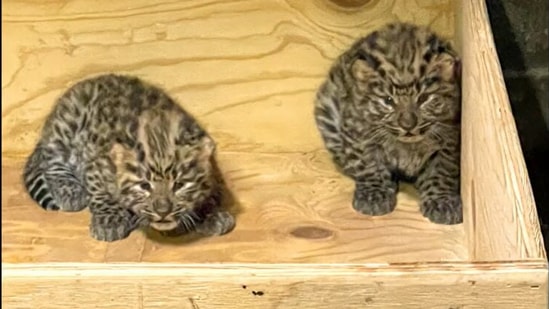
[1, 0, 464, 264]
[3, 262, 547, 309]
[457, 0, 546, 261]
[2, 0, 547, 308]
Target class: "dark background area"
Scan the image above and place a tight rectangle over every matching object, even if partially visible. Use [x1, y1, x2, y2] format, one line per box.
[486, 0, 549, 250]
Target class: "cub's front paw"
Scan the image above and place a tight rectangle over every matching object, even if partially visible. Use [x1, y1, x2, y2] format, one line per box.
[196, 211, 235, 236]
[90, 211, 137, 242]
[352, 183, 397, 216]
[49, 178, 89, 212]
[421, 194, 463, 225]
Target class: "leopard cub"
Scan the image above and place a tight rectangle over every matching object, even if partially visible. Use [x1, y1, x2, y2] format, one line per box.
[23, 74, 235, 241]
[314, 22, 462, 224]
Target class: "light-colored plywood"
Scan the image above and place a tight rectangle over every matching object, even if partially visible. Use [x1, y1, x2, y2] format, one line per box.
[458, 0, 546, 261]
[1, 0, 463, 264]
[2, 158, 466, 264]
[3, 263, 547, 309]
[2, 0, 547, 308]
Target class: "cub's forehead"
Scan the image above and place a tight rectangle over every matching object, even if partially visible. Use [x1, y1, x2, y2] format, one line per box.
[369, 22, 434, 47]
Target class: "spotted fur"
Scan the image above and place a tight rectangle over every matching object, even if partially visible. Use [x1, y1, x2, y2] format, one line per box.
[314, 22, 462, 224]
[23, 74, 235, 241]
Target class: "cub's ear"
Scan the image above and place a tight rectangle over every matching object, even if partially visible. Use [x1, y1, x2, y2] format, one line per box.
[197, 135, 215, 163]
[351, 50, 380, 82]
[428, 52, 461, 83]
[109, 143, 137, 172]
[351, 31, 381, 82]
[425, 36, 461, 83]
[178, 135, 216, 168]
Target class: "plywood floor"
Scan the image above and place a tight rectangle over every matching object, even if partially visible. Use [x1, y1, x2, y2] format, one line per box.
[1, 0, 466, 264]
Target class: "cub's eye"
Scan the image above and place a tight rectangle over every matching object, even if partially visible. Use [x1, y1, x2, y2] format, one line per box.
[139, 182, 152, 191]
[417, 93, 430, 105]
[173, 181, 193, 192]
[382, 96, 394, 106]
[173, 181, 184, 191]
[424, 77, 439, 86]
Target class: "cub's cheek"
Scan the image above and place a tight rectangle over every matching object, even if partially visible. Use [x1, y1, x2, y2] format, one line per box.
[119, 195, 148, 213]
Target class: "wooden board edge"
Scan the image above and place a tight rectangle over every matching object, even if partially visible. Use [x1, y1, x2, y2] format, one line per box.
[3, 261, 547, 308]
[457, 0, 547, 261]
[3, 260, 547, 277]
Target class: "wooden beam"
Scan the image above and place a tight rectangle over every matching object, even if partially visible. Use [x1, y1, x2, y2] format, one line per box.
[3, 262, 547, 308]
[458, 0, 546, 261]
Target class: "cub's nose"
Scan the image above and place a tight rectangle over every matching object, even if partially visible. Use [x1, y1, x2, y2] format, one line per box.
[153, 199, 172, 218]
[398, 113, 418, 132]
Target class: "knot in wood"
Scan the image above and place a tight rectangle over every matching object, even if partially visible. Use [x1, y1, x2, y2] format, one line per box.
[290, 226, 333, 239]
[327, 0, 372, 9]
